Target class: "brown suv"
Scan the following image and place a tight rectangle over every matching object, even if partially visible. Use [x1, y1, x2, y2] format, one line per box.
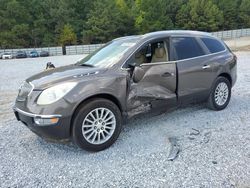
[13, 30, 237, 151]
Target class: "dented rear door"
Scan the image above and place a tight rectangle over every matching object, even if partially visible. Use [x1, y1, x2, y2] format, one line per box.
[127, 62, 177, 116]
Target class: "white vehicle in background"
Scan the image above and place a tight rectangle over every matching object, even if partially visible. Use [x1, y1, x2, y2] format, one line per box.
[2, 52, 13, 59]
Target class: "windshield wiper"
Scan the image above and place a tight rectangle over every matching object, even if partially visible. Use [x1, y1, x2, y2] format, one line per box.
[78, 63, 94, 67]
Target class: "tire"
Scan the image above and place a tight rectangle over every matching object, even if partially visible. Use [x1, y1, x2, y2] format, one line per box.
[72, 98, 122, 151]
[207, 76, 231, 111]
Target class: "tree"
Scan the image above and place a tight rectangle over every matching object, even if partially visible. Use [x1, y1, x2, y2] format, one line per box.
[239, 0, 250, 28]
[135, 0, 173, 33]
[115, 0, 136, 36]
[67, 0, 94, 42]
[165, 0, 186, 28]
[59, 24, 77, 46]
[82, 0, 119, 43]
[0, 0, 31, 48]
[0, 0, 248, 48]
[176, 0, 223, 31]
[212, 0, 240, 30]
[11, 24, 30, 48]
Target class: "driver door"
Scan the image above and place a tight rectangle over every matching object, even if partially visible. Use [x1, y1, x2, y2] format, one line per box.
[126, 39, 177, 116]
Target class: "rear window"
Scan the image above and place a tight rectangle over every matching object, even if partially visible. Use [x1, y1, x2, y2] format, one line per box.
[172, 37, 205, 60]
[201, 37, 225, 53]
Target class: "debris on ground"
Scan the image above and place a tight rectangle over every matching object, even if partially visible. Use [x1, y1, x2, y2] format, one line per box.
[188, 128, 200, 140]
[190, 128, 200, 136]
[212, 160, 218, 165]
[203, 131, 212, 144]
[167, 137, 180, 161]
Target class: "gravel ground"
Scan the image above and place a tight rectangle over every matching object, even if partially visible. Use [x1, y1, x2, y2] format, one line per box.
[0, 53, 250, 187]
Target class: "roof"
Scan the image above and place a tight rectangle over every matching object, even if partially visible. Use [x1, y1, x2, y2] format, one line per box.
[113, 35, 142, 41]
[113, 30, 215, 43]
[143, 30, 212, 38]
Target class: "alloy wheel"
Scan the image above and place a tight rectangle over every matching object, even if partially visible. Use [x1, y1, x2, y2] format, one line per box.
[214, 82, 229, 106]
[82, 108, 116, 145]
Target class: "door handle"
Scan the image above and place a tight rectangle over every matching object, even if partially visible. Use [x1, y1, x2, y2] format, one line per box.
[161, 72, 174, 77]
[202, 65, 211, 69]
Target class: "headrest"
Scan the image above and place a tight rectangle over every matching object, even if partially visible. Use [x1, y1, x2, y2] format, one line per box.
[135, 51, 143, 59]
[154, 48, 165, 58]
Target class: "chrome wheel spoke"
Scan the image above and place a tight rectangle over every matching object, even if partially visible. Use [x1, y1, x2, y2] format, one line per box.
[87, 131, 95, 140]
[82, 107, 116, 145]
[100, 108, 105, 119]
[103, 129, 110, 135]
[89, 113, 95, 121]
[105, 125, 115, 130]
[97, 132, 101, 143]
[85, 118, 94, 124]
[104, 115, 113, 122]
[106, 120, 115, 124]
[101, 132, 105, 140]
[95, 109, 99, 119]
[103, 111, 110, 120]
[91, 132, 98, 143]
[82, 124, 93, 128]
[84, 128, 94, 134]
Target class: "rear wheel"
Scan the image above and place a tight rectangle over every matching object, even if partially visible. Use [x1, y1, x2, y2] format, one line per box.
[72, 98, 122, 151]
[207, 76, 231, 111]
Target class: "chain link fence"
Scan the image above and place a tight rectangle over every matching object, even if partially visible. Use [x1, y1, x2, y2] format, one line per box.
[65, 44, 104, 55]
[211, 28, 250, 39]
[0, 46, 63, 56]
[1, 28, 250, 56]
[0, 45, 105, 57]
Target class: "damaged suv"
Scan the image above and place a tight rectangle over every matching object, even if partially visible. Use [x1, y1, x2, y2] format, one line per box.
[13, 31, 237, 151]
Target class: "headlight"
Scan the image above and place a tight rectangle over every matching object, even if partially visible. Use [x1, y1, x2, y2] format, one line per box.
[37, 82, 77, 105]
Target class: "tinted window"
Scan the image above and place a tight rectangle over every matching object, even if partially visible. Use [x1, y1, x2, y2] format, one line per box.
[172, 37, 205, 60]
[201, 37, 225, 53]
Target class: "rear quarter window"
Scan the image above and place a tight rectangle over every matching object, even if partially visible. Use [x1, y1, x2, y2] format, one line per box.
[172, 37, 206, 61]
[200, 37, 225, 53]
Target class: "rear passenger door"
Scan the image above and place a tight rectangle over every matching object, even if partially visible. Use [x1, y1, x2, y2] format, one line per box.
[171, 36, 215, 103]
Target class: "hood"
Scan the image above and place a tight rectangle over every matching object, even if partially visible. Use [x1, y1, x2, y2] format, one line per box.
[27, 64, 105, 89]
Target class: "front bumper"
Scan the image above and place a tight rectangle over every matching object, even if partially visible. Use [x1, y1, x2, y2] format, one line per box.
[13, 107, 71, 140]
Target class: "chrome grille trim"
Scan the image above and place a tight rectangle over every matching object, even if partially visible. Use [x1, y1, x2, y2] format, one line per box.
[17, 82, 34, 101]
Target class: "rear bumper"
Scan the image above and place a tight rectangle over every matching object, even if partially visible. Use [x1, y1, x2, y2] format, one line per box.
[13, 107, 71, 140]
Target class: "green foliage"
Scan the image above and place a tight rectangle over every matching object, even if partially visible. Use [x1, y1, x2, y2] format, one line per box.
[82, 0, 117, 43]
[83, 0, 135, 43]
[59, 24, 77, 46]
[135, 0, 173, 33]
[0, 0, 249, 48]
[239, 0, 250, 28]
[176, 0, 223, 31]
[213, 0, 240, 30]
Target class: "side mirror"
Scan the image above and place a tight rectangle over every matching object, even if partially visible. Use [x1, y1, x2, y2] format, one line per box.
[132, 66, 145, 83]
[128, 60, 137, 67]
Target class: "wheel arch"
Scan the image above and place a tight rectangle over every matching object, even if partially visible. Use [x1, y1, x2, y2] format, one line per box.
[69, 93, 123, 136]
[218, 72, 232, 86]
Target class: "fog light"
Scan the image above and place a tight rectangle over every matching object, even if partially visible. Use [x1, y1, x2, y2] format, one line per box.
[34, 117, 59, 126]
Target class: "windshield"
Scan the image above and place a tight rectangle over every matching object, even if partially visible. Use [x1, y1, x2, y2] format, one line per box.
[77, 38, 140, 68]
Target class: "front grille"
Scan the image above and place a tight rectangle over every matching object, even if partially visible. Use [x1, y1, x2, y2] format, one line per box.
[17, 82, 33, 101]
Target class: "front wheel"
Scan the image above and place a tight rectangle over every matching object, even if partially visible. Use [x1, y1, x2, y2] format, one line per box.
[72, 98, 122, 151]
[207, 76, 231, 111]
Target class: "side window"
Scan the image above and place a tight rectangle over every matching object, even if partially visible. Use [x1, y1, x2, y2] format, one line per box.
[172, 37, 205, 60]
[200, 37, 225, 53]
[128, 40, 169, 66]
